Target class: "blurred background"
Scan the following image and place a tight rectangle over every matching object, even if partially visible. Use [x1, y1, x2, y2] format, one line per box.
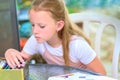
[0, 0, 119, 78]
[17, 0, 120, 78]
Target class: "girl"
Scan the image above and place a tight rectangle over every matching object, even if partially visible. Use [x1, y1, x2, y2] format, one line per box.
[5, 0, 106, 75]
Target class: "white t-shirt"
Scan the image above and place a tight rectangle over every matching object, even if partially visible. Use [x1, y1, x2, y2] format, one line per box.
[23, 35, 96, 65]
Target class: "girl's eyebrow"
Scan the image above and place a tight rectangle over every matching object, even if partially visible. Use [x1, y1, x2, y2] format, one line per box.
[29, 19, 46, 26]
[37, 23, 46, 25]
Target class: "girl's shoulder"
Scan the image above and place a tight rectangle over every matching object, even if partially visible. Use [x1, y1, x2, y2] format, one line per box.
[69, 35, 96, 64]
[70, 35, 86, 42]
[69, 35, 90, 49]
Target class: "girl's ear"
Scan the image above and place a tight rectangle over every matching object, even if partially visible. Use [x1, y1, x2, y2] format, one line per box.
[56, 20, 64, 32]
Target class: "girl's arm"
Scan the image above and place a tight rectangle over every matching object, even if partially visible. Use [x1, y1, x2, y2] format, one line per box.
[86, 56, 106, 75]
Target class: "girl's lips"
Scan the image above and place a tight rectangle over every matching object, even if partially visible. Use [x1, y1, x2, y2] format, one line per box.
[35, 36, 40, 40]
[35, 36, 39, 38]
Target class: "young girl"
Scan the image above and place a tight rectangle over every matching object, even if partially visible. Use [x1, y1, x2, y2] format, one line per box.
[5, 0, 106, 75]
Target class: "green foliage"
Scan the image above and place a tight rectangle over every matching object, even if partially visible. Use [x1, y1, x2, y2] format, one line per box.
[65, 0, 82, 13]
[65, 0, 120, 13]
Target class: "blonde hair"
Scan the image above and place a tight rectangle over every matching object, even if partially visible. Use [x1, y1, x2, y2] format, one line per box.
[30, 0, 91, 65]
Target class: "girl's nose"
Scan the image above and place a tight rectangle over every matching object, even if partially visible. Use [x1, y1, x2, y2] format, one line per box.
[32, 26, 39, 34]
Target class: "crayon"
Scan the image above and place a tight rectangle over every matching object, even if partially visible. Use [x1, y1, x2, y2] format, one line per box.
[0, 61, 5, 70]
[2, 62, 8, 69]
[1, 61, 11, 69]
[4, 64, 11, 69]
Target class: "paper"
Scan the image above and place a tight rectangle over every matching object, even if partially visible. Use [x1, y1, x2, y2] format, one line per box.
[48, 72, 118, 80]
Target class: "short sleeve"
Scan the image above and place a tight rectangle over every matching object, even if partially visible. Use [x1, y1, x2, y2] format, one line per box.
[23, 35, 39, 55]
[69, 38, 96, 64]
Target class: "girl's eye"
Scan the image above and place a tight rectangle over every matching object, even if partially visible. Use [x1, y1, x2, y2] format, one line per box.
[40, 26, 45, 28]
[38, 24, 45, 28]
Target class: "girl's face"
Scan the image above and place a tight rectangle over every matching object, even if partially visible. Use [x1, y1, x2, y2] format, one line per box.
[29, 9, 64, 43]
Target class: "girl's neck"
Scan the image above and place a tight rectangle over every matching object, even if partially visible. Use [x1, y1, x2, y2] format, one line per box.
[47, 36, 62, 48]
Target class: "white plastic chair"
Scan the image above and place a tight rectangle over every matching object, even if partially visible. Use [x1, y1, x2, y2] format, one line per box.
[69, 12, 120, 79]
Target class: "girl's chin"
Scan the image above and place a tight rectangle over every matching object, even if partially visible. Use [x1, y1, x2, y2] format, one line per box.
[35, 38, 46, 43]
[37, 40, 45, 43]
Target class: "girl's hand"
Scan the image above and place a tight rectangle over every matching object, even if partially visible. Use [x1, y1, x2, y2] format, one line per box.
[5, 48, 25, 69]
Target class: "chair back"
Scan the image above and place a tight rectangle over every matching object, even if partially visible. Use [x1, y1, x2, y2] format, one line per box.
[69, 12, 120, 79]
